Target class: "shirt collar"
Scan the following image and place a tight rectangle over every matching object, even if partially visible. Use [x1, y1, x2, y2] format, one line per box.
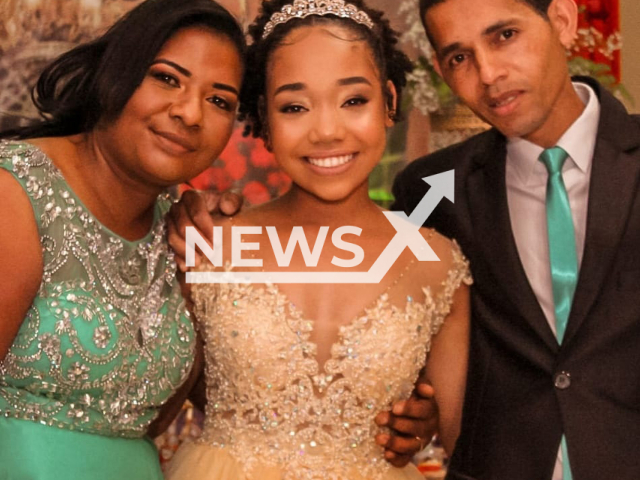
[507, 82, 601, 186]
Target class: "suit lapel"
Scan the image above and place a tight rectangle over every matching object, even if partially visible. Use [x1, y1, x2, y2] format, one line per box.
[564, 84, 640, 343]
[467, 132, 559, 352]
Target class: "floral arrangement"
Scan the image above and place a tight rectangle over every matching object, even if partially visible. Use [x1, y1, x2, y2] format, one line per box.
[181, 127, 290, 206]
[570, 1, 630, 102]
[397, 0, 454, 115]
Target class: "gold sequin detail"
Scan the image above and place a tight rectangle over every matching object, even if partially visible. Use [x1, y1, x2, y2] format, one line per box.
[192, 243, 471, 479]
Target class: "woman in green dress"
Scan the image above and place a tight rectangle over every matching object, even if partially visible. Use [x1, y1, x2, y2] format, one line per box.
[0, 0, 245, 478]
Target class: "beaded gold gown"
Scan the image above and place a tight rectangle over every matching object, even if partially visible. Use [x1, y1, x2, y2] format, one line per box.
[167, 239, 471, 480]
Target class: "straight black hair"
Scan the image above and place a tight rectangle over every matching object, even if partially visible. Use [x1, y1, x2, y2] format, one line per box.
[1, 0, 245, 140]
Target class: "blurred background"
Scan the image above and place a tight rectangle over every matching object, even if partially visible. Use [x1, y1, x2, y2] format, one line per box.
[1, 0, 635, 208]
[1, 0, 636, 477]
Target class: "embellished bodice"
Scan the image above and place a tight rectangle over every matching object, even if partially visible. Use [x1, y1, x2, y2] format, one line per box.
[0, 140, 195, 438]
[193, 245, 471, 480]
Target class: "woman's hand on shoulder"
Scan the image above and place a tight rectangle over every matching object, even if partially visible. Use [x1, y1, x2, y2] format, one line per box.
[0, 170, 43, 360]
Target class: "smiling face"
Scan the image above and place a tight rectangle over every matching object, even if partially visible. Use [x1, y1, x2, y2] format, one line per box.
[264, 24, 395, 203]
[95, 26, 243, 188]
[426, 0, 582, 146]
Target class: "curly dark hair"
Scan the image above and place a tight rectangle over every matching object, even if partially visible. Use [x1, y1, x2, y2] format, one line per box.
[1, 0, 245, 140]
[238, 0, 414, 140]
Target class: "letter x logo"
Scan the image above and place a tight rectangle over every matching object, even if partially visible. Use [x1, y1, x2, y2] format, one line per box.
[186, 170, 454, 284]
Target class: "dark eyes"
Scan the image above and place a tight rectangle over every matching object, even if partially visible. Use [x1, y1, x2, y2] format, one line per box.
[499, 29, 517, 41]
[343, 96, 368, 107]
[209, 96, 233, 112]
[151, 71, 179, 87]
[280, 105, 307, 114]
[450, 54, 466, 67]
[447, 28, 517, 69]
[279, 96, 369, 114]
[149, 70, 234, 112]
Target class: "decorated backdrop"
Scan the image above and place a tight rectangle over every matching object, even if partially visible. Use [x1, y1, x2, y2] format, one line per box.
[0, 0, 627, 476]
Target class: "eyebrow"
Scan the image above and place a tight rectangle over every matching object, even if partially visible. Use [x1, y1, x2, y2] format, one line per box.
[274, 82, 305, 96]
[213, 83, 239, 95]
[150, 59, 239, 96]
[438, 18, 518, 60]
[152, 59, 191, 77]
[338, 76, 372, 87]
[438, 42, 463, 61]
[273, 76, 373, 96]
[482, 19, 517, 36]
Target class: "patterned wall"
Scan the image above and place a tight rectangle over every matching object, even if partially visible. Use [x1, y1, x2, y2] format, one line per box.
[0, 0, 623, 475]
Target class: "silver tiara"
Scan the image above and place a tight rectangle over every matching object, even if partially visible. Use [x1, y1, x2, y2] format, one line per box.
[262, 0, 375, 39]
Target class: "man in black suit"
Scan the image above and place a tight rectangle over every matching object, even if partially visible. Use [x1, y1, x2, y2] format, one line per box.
[392, 0, 640, 479]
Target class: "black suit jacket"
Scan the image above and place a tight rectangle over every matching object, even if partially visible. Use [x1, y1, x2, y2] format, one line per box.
[392, 78, 640, 480]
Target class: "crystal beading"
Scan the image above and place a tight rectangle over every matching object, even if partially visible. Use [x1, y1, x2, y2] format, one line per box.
[0, 140, 196, 438]
[262, 0, 375, 39]
[187, 242, 472, 479]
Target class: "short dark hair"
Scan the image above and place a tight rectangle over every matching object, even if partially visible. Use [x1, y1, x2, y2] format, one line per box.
[238, 0, 414, 141]
[419, 0, 551, 44]
[2, 0, 245, 139]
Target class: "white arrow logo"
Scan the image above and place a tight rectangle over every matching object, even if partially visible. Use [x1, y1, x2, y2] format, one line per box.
[186, 170, 454, 284]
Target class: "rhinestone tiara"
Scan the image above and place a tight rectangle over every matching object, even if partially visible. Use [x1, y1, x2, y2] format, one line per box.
[262, 0, 375, 39]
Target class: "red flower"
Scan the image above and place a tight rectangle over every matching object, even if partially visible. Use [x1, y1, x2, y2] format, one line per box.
[266, 171, 291, 195]
[189, 167, 232, 192]
[242, 181, 271, 205]
[249, 142, 276, 168]
[223, 153, 247, 181]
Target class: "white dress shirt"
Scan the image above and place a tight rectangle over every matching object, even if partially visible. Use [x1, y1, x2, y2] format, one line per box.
[506, 82, 601, 480]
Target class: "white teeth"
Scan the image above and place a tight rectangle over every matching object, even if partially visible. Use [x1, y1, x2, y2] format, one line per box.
[307, 154, 354, 168]
[494, 95, 517, 107]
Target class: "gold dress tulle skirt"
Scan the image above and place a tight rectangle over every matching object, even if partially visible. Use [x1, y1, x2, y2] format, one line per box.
[171, 250, 472, 480]
[166, 441, 426, 480]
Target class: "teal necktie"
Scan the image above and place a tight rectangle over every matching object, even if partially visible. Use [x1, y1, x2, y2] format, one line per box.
[539, 146, 577, 480]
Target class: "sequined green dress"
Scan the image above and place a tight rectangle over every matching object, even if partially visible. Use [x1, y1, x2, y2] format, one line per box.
[0, 140, 196, 479]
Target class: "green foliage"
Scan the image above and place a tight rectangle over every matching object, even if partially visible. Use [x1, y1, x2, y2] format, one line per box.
[568, 57, 635, 106]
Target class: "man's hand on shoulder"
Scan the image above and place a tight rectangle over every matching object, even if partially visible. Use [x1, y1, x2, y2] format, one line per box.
[375, 382, 439, 467]
[167, 189, 243, 271]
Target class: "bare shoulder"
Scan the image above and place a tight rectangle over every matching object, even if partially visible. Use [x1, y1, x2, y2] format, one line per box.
[207, 209, 265, 268]
[24, 136, 64, 158]
[0, 169, 43, 358]
[24, 136, 82, 169]
[28, 135, 79, 150]
[211, 200, 277, 228]
[0, 169, 43, 271]
[210, 213, 236, 229]
[0, 168, 37, 227]
[210, 207, 268, 234]
[418, 227, 460, 261]
[409, 227, 469, 287]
